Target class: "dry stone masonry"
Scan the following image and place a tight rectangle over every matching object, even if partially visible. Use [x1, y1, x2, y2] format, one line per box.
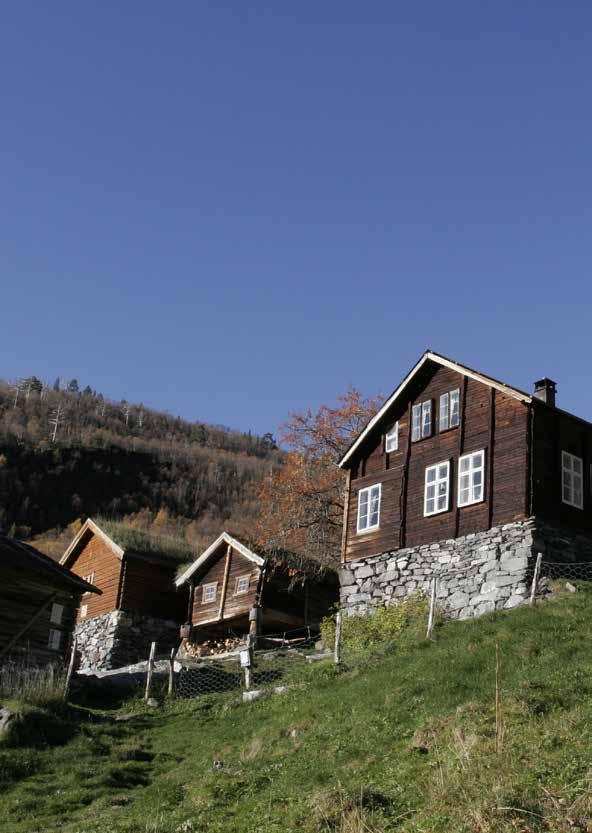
[74, 610, 179, 670]
[339, 518, 592, 620]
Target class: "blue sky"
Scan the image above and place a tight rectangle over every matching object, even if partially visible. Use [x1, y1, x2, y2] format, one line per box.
[2, 2, 591, 437]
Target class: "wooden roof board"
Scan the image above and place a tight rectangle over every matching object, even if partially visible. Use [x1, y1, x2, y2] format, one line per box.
[0, 535, 101, 595]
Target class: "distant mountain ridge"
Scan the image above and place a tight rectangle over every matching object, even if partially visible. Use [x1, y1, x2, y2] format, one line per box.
[0, 376, 282, 555]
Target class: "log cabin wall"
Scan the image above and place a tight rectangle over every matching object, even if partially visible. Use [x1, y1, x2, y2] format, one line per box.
[69, 532, 123, 620]
[191, 543, 260, 626]
[344, 362, 530, 562]
[119, 557, 186, 623]
[532, 402, 592, 534]
[0, 566, 80, 663]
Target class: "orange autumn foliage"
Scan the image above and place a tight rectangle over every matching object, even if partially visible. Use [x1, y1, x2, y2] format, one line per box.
[254, 389, 382, 566]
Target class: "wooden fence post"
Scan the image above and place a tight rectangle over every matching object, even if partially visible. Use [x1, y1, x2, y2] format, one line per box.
[243, 634, 254, 691]
[334, 611, 343, 666]
[426, 578, 437, 640]
[63, 638, 77, 702]
[144, 641, 156, 702]
[529, 553, 543, 606]
[495, 642, 501, 754]
[168, 647, 176, 698]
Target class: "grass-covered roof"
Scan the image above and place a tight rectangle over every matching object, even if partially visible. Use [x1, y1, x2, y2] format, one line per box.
[96, 519, 195, 566]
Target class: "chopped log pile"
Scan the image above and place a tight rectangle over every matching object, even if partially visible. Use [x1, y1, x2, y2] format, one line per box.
[182, 636, 245, 658]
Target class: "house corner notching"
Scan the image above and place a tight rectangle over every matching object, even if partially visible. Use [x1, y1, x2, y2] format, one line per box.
[338, 351, 592, 620]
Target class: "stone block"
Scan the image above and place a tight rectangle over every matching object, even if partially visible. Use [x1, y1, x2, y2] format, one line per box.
[448, 591, 469, 610]
[355, 565, 375, 580]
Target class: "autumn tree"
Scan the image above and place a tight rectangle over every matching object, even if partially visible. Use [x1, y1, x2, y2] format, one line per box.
[254, 389, 382, 566]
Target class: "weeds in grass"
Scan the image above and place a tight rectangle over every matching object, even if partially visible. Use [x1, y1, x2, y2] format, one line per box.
[0, 660, 66, 707]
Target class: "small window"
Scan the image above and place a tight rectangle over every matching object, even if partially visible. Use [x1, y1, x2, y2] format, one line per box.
[48, 629, 62, 651]
[411, 405, 422, 442]
[458, 450, 485, 507]
[439, 393, 449, 431]
[82, 573, 94, 595]
[235, 575, 250, 595]
[50, 603, 64, 625]
[439, 389, 460, 431]
[424, 461, 450, 516]
[357, 484, 381, 533]
[80, 604, 88, 618]
[562, 451, 583, 509]
[450, 389, 460, 427]
[385, 422, 399, 453]
[421, 400, 432, 438]
[202, 582, 218, 604]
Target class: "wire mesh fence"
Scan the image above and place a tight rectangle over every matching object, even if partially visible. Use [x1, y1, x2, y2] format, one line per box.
[538, 559, 592, 589]
[175, 631, 322, 700]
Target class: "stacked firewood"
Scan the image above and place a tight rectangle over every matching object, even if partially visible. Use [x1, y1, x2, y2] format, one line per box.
[183, 636, 244, 658]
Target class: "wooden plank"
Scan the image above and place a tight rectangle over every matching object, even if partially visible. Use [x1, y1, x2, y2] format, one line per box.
[218, 544, 233, 621]
[0, 592, 57, 660]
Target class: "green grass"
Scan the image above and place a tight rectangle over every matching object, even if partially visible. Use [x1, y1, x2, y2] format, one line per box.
[3, 589, 592, 832]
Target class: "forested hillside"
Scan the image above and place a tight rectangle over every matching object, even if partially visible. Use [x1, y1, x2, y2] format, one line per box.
[0, 376, 281, 555]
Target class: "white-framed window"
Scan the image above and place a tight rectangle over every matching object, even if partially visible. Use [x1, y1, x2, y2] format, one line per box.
[235, 575, 250, 595]
[450, 389, 460, 427]
[80, 604, 88, 618]
[412, 405, 422, 442]
[439, 389, 460, 431]
[357, 484, 381, 533]
[202, 582, 218, 604]
[48, 629, 62, 651]
[424, 461, 450, 516]
[562, 451, 583, 509]
[412, 401, 433, 442]
[458, 450, 485, 507]
[50, 603, 64, 625]
[385, 422, 399, 453]
[82, 573, 94, 595]
[421, 400, 432, 438]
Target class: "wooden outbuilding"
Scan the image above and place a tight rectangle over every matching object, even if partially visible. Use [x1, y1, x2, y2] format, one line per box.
[175, 532, 338, 645]
[0, 534, 100, 665]
[60, 519, 190, 669]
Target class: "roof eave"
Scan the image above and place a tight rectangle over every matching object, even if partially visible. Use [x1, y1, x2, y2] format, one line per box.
[175, 532, 265, 588]
[338, 351, 532, 469]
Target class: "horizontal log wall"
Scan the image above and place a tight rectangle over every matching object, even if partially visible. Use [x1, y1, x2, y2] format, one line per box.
[345, 363, 530, 561]
[69, 533, 122, 619]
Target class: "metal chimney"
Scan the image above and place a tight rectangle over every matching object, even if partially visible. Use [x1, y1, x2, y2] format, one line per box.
[533, 378, 557, 407]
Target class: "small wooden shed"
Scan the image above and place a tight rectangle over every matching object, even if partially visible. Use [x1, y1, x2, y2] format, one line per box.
[175, 532, 338, 644]
[0, 534, 100, 665]
[60, 519, 190, 669]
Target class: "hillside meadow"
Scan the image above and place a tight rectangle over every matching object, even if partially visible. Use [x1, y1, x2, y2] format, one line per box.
[2, 588, 592, 833]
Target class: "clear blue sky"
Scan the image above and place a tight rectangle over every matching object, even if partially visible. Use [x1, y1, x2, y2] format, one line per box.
[2, 2, 591, 437]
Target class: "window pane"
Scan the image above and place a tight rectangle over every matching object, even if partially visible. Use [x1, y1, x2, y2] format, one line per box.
[427, 468, 436, 483]
[573, 458, 583, 474]
[450, 390, 460, 426]
[438, 464, 448, 478]
[437, 496, 447, 510]
[460, 457, 470, 473]
[439, 393, 449, 430]
[473, 470, 482, 485]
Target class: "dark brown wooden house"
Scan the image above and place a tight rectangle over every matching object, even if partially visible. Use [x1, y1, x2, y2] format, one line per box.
[0, 534, 100, 665]
[338, 351, 592, 618]
[60, 519, 189, 669]
[175, 532, 338, 643]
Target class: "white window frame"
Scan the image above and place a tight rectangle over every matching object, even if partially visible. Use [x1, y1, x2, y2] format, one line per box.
[82, 573, 94, 596]
[235, 575, 250, 596]
[450, 389, 460, 427]
[562, 451, 583, 509]
[421, 400, 432, 438]
[458, 450, 486, 508]
[385, 422, 399, 453]
[439, 393, 450, 431]
[80, 604, 88, 618]
[50, 603, 64, 625]
[48, 628, 62, 651]
[356, 483, 381, 534]
[439, 389, 460, 431]
[202, 582, 218, 604]
[424, 460, 450, 517]
[411, 404, 421, 442]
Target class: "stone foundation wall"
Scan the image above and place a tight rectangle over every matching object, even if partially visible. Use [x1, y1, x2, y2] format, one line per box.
[74, 610, 180, 670]
[340, 520, 538, 620]
[340, 518, 592, 620]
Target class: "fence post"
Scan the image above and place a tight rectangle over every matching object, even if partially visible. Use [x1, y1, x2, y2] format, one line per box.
[334, 611, 342, 665]
[249, 606, 261, 650]
[529, 553, 543, 607]
[63, 637, 77, 702]
[243, 634, 254, 690]
[168, 647, 176, 698]
[144, 641, 157, 702]
[495, 642, 501, 754]
[426, 577, 437, 640]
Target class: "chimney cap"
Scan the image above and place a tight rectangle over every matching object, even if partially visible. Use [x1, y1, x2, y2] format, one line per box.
[534, 378, 557, 391]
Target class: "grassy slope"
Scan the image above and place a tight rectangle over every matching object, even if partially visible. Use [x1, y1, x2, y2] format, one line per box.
[2, 590, 592, 833]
